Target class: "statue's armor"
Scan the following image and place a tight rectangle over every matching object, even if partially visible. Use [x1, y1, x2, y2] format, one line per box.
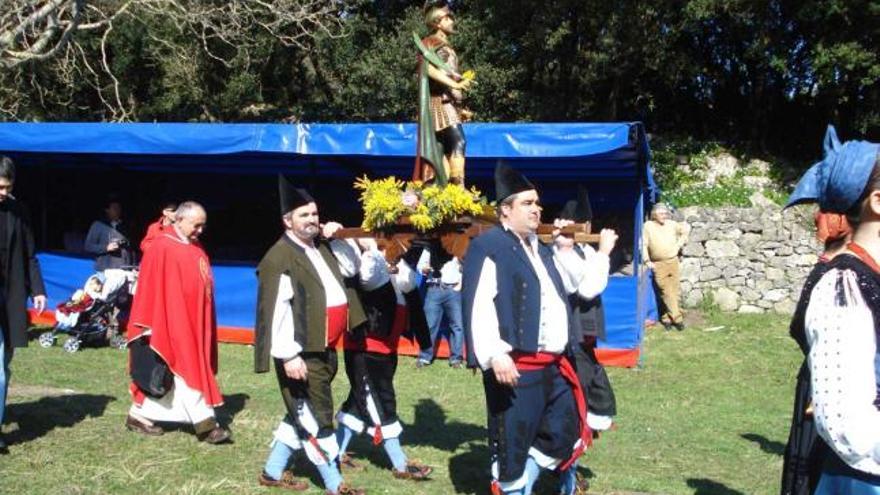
[423, 35, 462, 132]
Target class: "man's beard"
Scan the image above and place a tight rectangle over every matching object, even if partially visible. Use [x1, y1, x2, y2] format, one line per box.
[299, 224, 320, 239]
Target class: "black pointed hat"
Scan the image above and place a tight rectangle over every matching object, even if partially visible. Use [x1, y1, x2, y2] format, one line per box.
[278, 174, 315, 215]
[559, 185, 593, 222]
[494, 162, 536, 202]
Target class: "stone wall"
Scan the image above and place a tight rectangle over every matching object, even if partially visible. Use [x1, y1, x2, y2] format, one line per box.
[675, 204, 821, 314]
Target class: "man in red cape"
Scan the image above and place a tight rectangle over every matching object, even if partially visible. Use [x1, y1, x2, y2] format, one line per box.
[139, 201, 177, 253]
[125, 201, 230, 444]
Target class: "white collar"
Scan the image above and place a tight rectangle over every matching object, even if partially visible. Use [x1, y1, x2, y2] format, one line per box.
[286, 231, 317, 251]
[170, 225, 191, 244]
[501, 223, 538, 248]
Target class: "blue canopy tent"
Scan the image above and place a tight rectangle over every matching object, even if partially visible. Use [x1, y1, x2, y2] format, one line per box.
[0, 122, 657, 366]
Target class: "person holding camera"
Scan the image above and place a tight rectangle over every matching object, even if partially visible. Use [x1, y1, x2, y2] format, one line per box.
[85, 197, 136, 299]
[85, 197, 135, 271]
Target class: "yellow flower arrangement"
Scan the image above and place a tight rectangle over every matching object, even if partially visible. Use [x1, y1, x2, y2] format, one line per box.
[354, 176, 488, 232]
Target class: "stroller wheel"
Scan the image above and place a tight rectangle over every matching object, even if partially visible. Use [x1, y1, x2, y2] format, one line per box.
[109, 334, 127, 350]
[38, 331, 55, 348]
[62, 337, 81, 353]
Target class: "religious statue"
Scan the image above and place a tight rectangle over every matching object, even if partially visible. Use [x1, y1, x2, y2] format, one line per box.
[414, 0, 473, 186]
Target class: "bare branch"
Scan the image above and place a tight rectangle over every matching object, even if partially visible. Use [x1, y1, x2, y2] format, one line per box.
[0, 0, 359, 120]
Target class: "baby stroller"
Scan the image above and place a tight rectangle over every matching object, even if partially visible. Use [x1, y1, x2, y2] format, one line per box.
[39, 268, 138, 352]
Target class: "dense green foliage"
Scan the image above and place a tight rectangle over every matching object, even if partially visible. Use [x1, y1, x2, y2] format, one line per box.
[650, 138, 792, 207]
[3, 0, 878, 161]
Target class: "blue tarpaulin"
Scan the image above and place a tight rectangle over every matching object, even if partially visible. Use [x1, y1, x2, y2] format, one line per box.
[1, 122, 656, 364]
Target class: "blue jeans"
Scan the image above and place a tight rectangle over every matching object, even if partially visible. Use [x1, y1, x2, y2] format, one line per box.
[418, 285, 463, 363]
[816, 472, 880, 494]
[0, 334, 12, 426]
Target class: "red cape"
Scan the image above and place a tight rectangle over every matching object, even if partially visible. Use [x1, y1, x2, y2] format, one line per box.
[140, 218, 168, 253]
[128, 232, 222, 407]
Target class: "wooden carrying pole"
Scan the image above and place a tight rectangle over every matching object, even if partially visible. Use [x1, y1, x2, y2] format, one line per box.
[334, 219, 600, 262]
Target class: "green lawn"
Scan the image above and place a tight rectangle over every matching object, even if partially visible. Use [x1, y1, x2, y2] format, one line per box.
[1, 311, 800, 494]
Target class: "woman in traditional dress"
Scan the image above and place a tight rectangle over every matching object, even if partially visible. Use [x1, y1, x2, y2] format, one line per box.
[785, 125, 880, 494]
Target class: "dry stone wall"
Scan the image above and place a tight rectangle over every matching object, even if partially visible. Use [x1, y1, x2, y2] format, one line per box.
[676, 205, 821, 314]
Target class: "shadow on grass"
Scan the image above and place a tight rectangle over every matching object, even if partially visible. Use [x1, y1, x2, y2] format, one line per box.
[217, 392, 250, 426]
[448, 441, 489, 494]
[741, 432, 785, 456]
[404, 398, 485, 452]
[340, 397, 486, 474]
[6, 393, 115, 445]
[290, 455, 328, 490]
[687, 478, 745, 495]
[532, 464, 595, 495]
[446, 442, 594, 495]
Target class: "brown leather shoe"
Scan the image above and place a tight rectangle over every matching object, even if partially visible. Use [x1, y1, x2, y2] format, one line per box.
[338, 452, 365, 472]
[125, 415, 163, 436]
[392, 460, 432, 481]
[198, 425, 232, 444]
[325, 482, 365, 495]
[573, 473, 590, 495]
[258, 471, 309, 491]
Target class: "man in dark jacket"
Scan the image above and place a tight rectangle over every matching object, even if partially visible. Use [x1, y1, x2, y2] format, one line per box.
[0, 156, 47, 454]
[462, 164, 589, 494]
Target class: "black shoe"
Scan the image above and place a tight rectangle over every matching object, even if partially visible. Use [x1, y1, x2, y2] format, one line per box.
[673, 322, 686, 331]
[0, 434, 8, 455]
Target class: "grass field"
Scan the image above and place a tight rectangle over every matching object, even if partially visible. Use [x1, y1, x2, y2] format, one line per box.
[1, 310, 800, 494]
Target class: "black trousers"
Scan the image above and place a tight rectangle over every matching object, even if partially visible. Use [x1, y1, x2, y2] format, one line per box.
[339, 349, 400, 427]
[572, 336, 617, 417]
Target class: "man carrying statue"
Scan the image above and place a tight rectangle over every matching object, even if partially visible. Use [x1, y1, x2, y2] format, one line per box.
[414, 0, 473, 186]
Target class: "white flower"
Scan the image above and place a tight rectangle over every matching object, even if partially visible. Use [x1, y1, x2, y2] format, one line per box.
[402, 191, 420, 208]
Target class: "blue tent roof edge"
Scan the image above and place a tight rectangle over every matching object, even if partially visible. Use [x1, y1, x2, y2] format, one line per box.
[0, 122, 641, 159]
[0, 121, 659, 202]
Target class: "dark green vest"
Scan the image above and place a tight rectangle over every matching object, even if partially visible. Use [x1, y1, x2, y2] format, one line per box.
[254, 236, 366, 373]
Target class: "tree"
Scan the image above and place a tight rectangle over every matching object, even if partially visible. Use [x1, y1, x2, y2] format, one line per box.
[1, 0, 877, 163]
[0, 0, 360, 120]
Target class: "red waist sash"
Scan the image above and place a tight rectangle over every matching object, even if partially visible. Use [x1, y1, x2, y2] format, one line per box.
[342, 305, 408, 354]
[510, 351, 591, 470]
[326, 304, 349, 349]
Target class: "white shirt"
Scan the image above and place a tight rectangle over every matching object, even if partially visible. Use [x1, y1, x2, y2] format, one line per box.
[356, 244, 416, 305]
[268, 234, 359, 360]
[806, 267, 880, 475]
[417, 249, 462, 286]
[554, 243, 610, 300]
[470, 228, 575, 370]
